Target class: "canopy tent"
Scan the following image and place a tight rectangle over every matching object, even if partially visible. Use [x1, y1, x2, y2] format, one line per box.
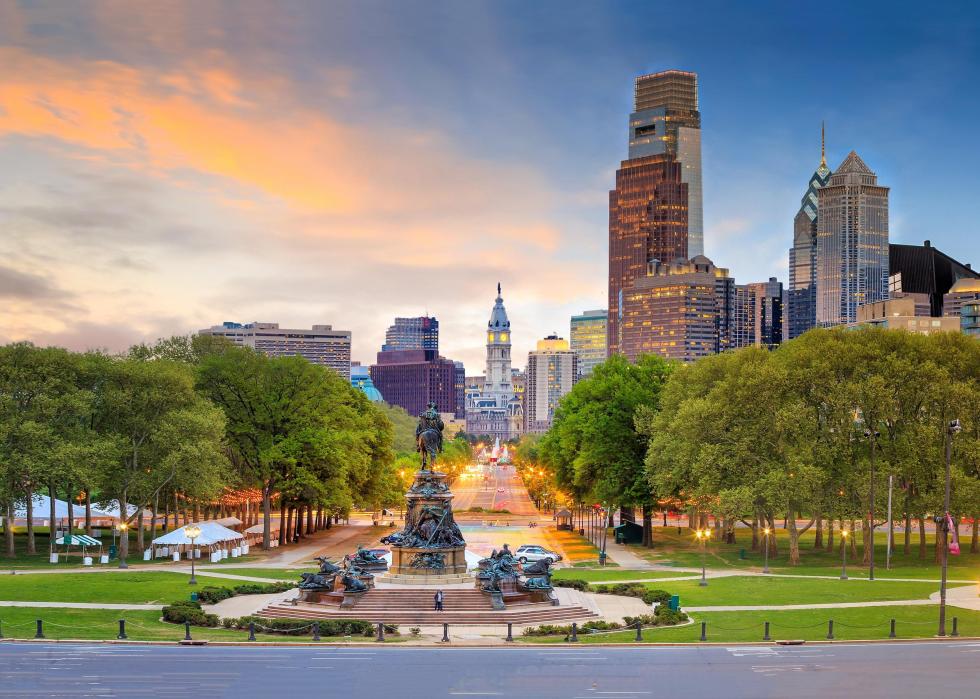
[56, 534, 102, 547]
[210, 516, 243, 529]
[14, 494, 90, 521]
[96, 502, 142, 521]
[245, 520, 281, 535]
[151, 527, 222, 547]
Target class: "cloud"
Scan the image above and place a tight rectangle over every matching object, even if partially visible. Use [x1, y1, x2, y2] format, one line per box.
[0, 264, 74, 302]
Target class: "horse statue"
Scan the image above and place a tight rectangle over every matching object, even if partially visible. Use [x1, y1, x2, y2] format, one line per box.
[415, 401, 444, 469]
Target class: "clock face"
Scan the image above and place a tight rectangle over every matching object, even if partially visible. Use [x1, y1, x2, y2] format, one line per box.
[487, 332, 495, 343]
[499, 332, 509, 343]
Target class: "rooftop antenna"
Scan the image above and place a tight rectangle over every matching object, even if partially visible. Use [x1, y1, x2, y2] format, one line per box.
[820, 120, 826, 168]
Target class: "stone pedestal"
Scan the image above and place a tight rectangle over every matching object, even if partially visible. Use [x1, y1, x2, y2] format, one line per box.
[389, 545, 467, 577]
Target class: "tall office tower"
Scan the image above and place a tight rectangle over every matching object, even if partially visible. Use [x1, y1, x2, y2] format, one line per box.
[453, 361, 466, 419]
[747, 277, 784, 349]
[382, 316, 439, 352]
[525, 335, 578, 434]
[569, 309, 608, 377]
[465, 284, 523, 440]
[730, 285, 757, 350]
[787, 126, 832, 339]
[369, 349, 457, 417]
[199, 322, 352, 379]
[619, 255, 734, 362]
[609, 70, 702, 357]
[815, 152, 890, 327]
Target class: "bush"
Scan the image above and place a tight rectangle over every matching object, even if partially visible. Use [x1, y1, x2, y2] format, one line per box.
[162, 600, 220, 627]
[623, 606, 687, 628]
[195, 582, 296, 605]
[221, 616, 398, 637]
[641, 589, 671, 605]
[196, 586, 234, 604]
[590, 583, 673, 606]
[409, 626, 421, 637]
[553, 578, 589, 591]
[521, 620, 622, 637]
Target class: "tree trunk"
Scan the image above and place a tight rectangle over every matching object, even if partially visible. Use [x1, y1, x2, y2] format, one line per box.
[136, 509, 144, 552]
[935, 524, 944, 565]
[787, 516, 801, 565]
[4, 501, 15, 557]
[118, 492, 129, 564]
[193, 500, 201, 524]
[971, 517, 979, 554]
[278, 501, 288, 546]
[917, 516, 927, 559]
[848, 520, 857, 557]
[307, 505, 314, 535]
[262, 486, 272, 550]
[750, 513, 759, 551]
[814, 514, 823, 549]
[84, 491, 92, 536]
[903, 512, 911, 556]
[861, 517, 872, 566]
[48, 481, 57, 553]
[152, 493, 159, 539]
[296, 505, 305, 538]
[67, 483, 74, 534]
[826, 518, 834, 551]
[641, 503, 653, 548]
[26, 491, 36, 554]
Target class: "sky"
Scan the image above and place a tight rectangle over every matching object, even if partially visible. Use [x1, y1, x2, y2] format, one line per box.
[2, 0, 979, 371]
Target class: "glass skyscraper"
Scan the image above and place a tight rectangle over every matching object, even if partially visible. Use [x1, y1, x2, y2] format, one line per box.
[382, 316, 439, 353]
[569, 309, 608, 377]
[815, 152, 890, 327]
[787, 127, 832, 339]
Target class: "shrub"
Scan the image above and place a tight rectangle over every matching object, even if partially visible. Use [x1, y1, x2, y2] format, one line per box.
[221, 616, 397, 637]
[410, 627, 421, 637]
[231, 582, 295, 595]
[196, 586, 234, 604]
[641, 589, 671, 605]
[590, 583, 673, 606]
[553, 578, 589, 591]
[622, 607, 687, 628]
[162, 601, 220, 627]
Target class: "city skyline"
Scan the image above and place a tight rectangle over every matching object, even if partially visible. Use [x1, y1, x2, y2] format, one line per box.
[2, 2, 978, 370]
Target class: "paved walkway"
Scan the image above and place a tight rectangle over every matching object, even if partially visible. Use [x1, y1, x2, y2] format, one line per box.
[0, 600, 161, 610]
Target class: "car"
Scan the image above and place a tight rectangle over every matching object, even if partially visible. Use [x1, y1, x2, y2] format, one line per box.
[515, 544, 562, 565]
[497, 488, 505, 493]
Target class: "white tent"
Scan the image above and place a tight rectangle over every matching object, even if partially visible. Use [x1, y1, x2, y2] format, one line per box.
[151, 526, 222, 547]
[13, 494, 88, 521]
[196, 521, 245, 542]
[245, 520, 281, 535]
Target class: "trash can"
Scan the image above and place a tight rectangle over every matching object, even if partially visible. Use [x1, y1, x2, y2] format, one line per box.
[190, 592, 199, 602]
[83, 556, 93, 566]
[739, 548, 746, 560]
[49, 553, 59, 564]
[669, 595, 680, 611]
[108, 544, 117, 560]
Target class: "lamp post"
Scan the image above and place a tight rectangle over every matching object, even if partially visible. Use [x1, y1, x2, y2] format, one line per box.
[185, 525, 201, 585]
[696, 529, 709, 586]
[762, 526, 771, 574]
[839, 527, 848, 580]
[855, 409, 880, 581]
[116, 522, 129, 569]
[938, 418, 962, 637]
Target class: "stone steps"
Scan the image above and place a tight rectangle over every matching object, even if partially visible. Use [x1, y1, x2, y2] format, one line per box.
[378, 573, 474, 585]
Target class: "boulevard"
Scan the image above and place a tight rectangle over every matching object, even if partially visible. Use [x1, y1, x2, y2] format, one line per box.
[1, 641, 977, 698]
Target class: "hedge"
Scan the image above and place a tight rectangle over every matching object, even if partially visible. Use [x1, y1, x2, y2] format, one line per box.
[222, 616, 399, 637]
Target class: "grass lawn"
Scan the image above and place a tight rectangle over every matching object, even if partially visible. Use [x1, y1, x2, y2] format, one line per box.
[552, 568, 690, 582]
[519, 605, 980, 644]
[212, 568, 313, 581]
[626, 526, 980, 581]
[0, 571, 243, 605]
[644, 575, 940, 606]
[548, 530, 602, 564]
[0, 606, 400, 643]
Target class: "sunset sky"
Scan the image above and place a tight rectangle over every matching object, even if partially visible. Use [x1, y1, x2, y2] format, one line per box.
[2, 1, 978, 370]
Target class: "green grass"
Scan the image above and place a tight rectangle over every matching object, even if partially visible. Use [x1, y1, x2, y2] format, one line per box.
[627, 526, 980, 581]
[0, 572, 239, 605]
[552, 568, 690, 582]
[519, 605, 980, 643]
[0, 607, 400, 642]
[645, 575, 941, 606]
[212, 568, 313, 581]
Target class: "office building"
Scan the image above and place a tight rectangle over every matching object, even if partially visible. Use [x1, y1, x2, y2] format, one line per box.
[525, 335, 578, 434]
[199, 322, 351, 379]
[465, 284, 523, 440]
[369, 349, 457, 417]
[746, 278, 784, 349]
[889, 241, 978, 317]
[788, 126, 833, 339]
[853, 297, 959, 334]
[609, 70, 702, 356]
[815, 151, 890, 327]
[619, 256, 734, 362]
[944, 278, 980, 336]
[569, 309, 608, 377]
[381, 316, 439, 353]
[453, 361, 466, 419]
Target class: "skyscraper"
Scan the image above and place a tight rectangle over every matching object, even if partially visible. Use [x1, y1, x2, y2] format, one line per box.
[525, 335, 578, 434]
[198, 322, 351, 379]
[569, 309, 608, 378]
[742, 278, 783, 349]
[608, 70, 703, 357]
[815, 151, 890, 327]
[787, 126, 832, 339]
[465, 284, 523, 440]
[369, 349, 457, 417]
[382, 316, 439, 353]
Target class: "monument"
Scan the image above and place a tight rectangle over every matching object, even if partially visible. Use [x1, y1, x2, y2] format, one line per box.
[382, 402, 468, 578]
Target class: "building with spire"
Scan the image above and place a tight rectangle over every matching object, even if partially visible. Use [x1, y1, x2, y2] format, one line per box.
[815, 151, 890, 327]
[608, 70, 703, 358]
[464, 284, 523, 440]
[787, 124, 832, 339]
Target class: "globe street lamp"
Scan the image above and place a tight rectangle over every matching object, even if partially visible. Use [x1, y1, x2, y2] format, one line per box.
[938, 418, 962, 637]
[116, 522, 129, 569]
[839, 527, 848, 580]
[762, 526, 771, 574]
[185, 525, 202, 585]
[696, 529, 709, 586]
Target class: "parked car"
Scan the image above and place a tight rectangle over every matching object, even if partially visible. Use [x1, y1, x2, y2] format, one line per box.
[515, 544, 562, 565]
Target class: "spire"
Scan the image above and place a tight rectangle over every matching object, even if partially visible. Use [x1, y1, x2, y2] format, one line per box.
[820, 121, 826, 167]
[497, 282, 501, 297]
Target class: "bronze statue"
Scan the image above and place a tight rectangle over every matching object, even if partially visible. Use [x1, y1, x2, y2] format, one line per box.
[416, 401, 444, 469]
[340, 570, 368, 592]
[477, 544, 519, 592]
[299, 572, 335, 590]
[521, 557, 554, 590]
[315, 557, 342, 575]
[354, 546, 384, 564]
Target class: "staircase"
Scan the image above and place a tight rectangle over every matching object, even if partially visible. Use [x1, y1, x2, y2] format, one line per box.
[259, 588, 596, 625]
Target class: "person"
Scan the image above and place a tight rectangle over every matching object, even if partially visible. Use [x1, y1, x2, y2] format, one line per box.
[434, 589, 444, 611]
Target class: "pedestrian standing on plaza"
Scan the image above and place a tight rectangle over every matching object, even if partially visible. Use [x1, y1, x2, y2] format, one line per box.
[434, 589, 444, 611]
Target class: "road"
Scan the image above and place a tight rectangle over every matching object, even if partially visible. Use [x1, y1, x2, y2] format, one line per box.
[1, 641, 977, 697]
[452, 462, 539, 517]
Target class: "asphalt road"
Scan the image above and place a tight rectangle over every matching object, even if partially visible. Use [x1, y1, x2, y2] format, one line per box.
[453, 463, 538, 517]
[2, 641, 977, 698]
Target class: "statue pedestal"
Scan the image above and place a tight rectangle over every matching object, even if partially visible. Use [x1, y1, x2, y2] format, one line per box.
[389, 545, 468, 577]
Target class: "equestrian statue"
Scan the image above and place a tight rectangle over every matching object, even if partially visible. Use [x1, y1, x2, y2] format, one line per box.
[416, 401, 444, 470]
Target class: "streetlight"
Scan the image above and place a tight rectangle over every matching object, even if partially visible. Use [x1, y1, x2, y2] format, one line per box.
[185, 525, 202, 585]
[762, 526, 771, 574]
[696, 529, 709, 586]
[938, 418, 962, 637]
[839, 527, 848, 580]
[116, 522, 129, 569]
